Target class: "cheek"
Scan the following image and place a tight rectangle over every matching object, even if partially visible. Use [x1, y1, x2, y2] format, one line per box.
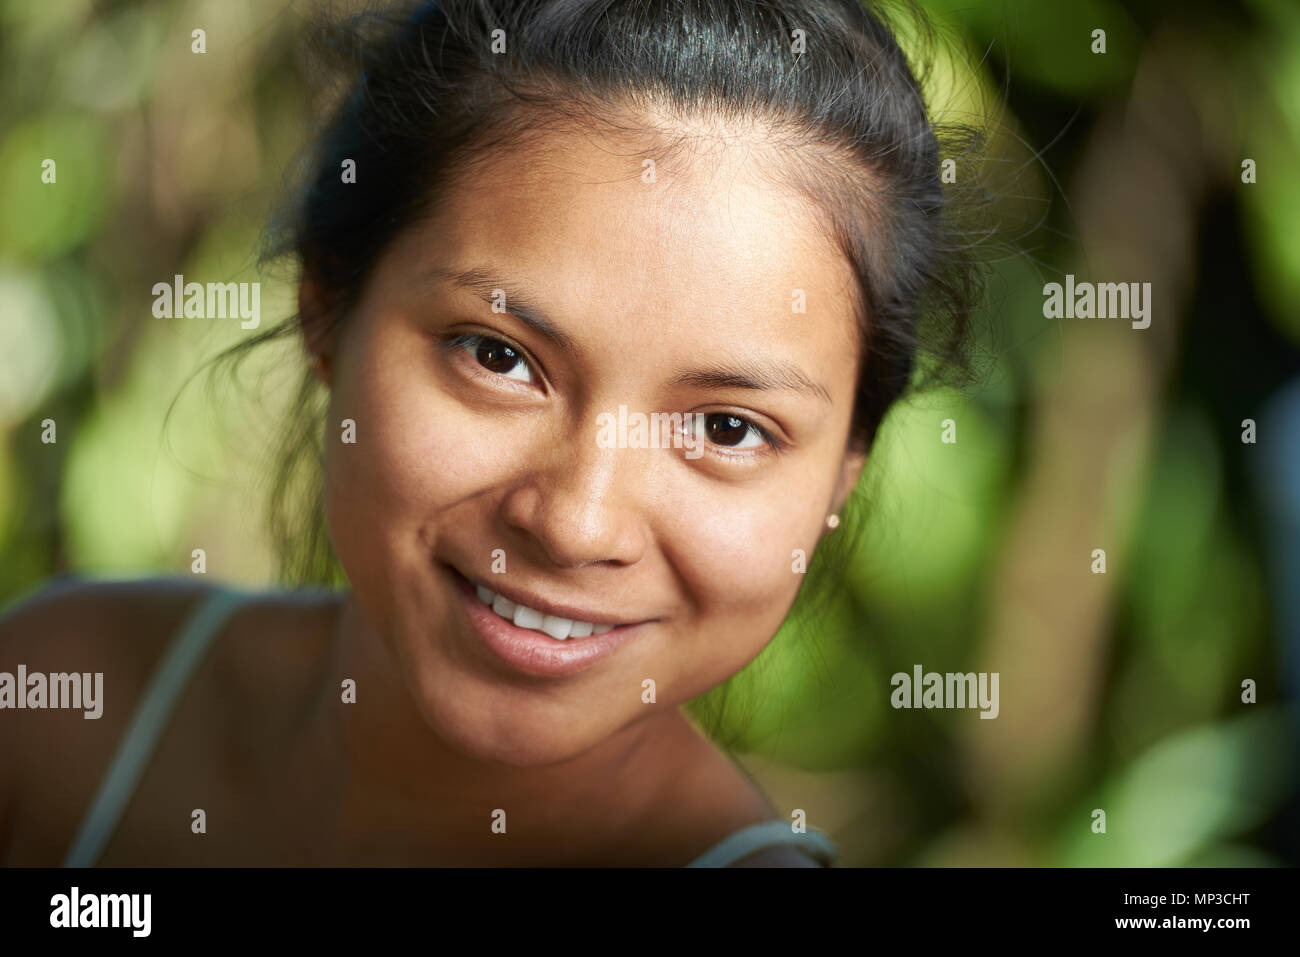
[668, 487, 818, 639]
[322, 324, 523, 528]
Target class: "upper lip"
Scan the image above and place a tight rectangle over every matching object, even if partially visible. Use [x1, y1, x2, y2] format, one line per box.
[448, 564, 652, 627]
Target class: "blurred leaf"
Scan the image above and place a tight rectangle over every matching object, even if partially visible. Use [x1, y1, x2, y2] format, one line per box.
[57, 7, 167, 110]
[851, 387, 1011, 613]
[0, 113, 111, 260]
[1239, 0, 1300, 343]
[923, 0, 1140, 99]
[0, 267, 61, 426]
[1058, 709, 1293, 866]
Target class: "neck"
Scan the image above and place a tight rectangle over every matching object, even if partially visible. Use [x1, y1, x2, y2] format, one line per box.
[307, 589, 691, 861]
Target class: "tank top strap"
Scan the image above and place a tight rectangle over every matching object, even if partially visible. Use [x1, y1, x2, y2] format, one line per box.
[684, 819, 839, 867]
[62, 584, 255, 867]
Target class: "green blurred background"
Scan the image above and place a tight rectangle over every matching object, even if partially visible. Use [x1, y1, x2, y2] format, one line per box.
[1, 0, 1297, 865]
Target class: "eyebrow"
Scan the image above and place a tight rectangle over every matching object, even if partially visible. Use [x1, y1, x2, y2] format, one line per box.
[426, 265, 832, 405]
[671, 365, 832, 405]
[425, 266, 578, 352]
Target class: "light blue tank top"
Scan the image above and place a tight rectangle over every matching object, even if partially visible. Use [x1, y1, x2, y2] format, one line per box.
[62, 585, 838, 868]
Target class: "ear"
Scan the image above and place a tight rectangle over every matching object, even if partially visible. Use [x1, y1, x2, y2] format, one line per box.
[298, 272, 337, 388]
[831, 444, 868, 515]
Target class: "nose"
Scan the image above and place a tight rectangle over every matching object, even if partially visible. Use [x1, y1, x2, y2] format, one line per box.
[498, 424, 649, 570]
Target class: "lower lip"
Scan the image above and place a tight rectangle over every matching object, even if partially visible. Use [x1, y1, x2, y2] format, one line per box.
[445, 565, 646, 679]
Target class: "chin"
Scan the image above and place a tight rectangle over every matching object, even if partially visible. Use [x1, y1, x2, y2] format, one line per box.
[413, 670, 624, 768]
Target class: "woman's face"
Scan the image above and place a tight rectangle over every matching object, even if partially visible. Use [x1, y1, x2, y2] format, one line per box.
[311, 120, 867, 766]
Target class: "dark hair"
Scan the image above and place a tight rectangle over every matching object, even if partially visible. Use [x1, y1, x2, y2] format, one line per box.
[213, 0, 988, 742]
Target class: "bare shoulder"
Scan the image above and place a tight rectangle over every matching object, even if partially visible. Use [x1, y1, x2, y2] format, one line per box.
[0, 575, 340, 864]
[0, 576, 213, 862]
[0, 574, 211, 638]
[693, 766, 827, 867]
[652, 714, 829, 867]
[0, 576, 213, 696]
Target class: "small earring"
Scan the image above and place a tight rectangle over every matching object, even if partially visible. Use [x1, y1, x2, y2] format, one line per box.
[826, 513, 840, 530]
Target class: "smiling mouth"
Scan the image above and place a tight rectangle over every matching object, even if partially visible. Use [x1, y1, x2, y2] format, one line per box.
[469, 581, 613, 641]
[443, 564, 640, 641]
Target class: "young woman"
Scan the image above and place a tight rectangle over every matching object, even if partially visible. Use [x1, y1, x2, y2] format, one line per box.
[0, 0, 980, 866]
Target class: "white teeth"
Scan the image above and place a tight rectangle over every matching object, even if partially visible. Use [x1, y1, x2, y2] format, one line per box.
[492, 594, 516, 619]
[472, 581, 613, 640]
[540, 615, 573, 640]
[512, 604, 544, 630]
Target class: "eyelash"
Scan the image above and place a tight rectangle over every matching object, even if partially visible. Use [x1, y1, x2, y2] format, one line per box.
[437, 331, 786, 460]
[688, 414, 785, 460]
[441, 331, 542, 388]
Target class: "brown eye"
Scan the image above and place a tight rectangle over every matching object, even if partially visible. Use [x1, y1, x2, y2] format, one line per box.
[455, 334, 536, 384]
[477, 339, 520, 373]
[700, 412, 765, 450]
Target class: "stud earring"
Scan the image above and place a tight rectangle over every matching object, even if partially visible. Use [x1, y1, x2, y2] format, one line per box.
[826, 513, 840, 530]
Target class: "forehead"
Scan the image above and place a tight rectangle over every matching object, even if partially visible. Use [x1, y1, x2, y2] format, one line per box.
[407, 119, 861, 365]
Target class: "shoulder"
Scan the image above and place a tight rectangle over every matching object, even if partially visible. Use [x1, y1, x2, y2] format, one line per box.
[0, 576, 340, 864]
[0, 576, 215, 703]
[0, 576, 216, 860]
[661, 717, 828, 867]
[0, 573, 339, 769]
[0, 574, 216, 705]
[0, 573, 212, 636]
[0, 575, 336, 696]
